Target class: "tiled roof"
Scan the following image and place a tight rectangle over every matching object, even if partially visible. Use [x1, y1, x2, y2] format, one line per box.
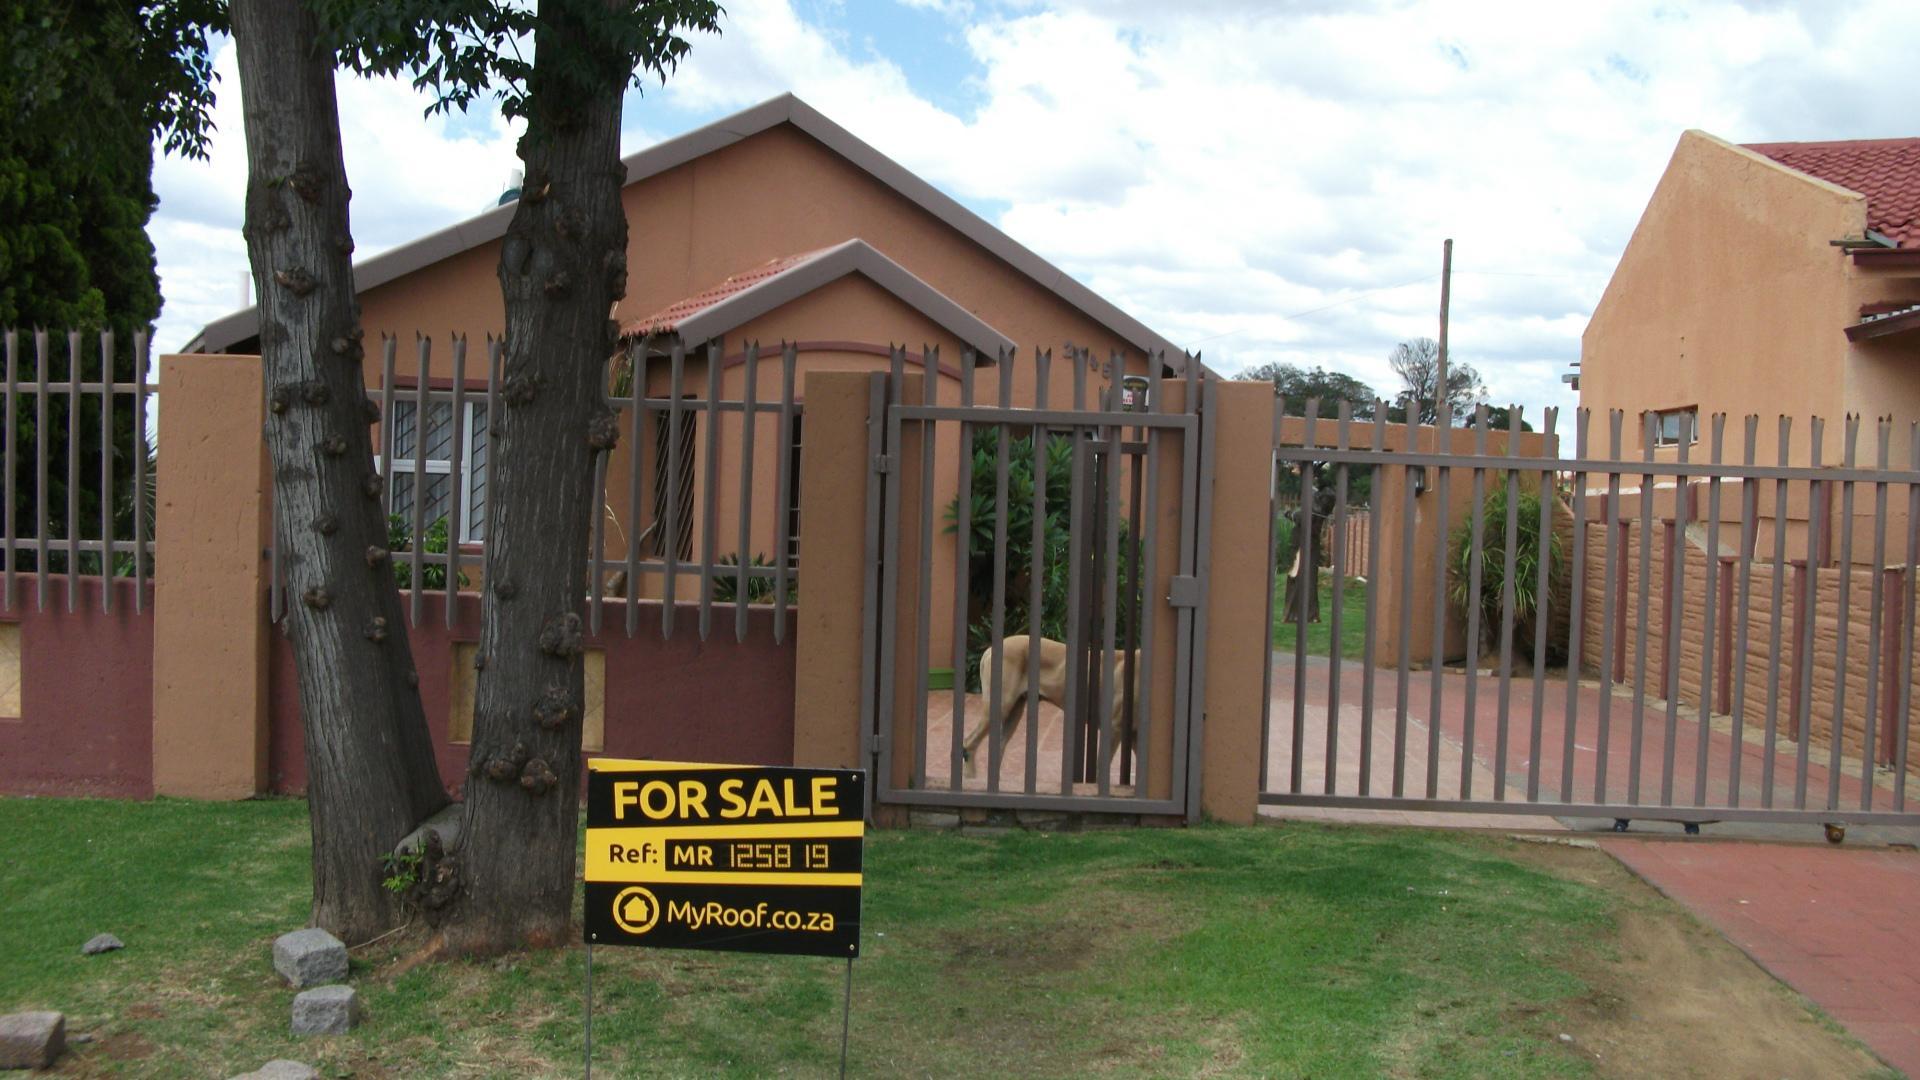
[622, 250, 828, 338]
[611, 239, 1017, 357]
[1744, 138, 1920, 248]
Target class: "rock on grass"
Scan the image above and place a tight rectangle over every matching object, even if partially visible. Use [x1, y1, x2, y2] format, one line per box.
[290, 985, 361, 1036]
[229, 1060, 320, 1080]
[272, 928, 347, 989]
[0, 1011, 65, 1069]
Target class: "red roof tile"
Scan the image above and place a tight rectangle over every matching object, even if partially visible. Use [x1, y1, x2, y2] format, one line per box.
[1743, 138, 1920, 248]
[620, 249, 829, 339]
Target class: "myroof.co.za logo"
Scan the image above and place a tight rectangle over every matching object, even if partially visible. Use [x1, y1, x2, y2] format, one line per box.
[611, 885, 660, 935]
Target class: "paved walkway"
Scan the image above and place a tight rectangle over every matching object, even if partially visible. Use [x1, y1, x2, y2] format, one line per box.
[1604, 839, 1920, 1077]
[1264, 654, 1899, 819]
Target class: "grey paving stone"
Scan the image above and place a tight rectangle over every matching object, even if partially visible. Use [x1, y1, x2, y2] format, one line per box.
[0, 1010, 65, 1069]
[290, 985, 361, 1036]
[272, 928, 347, 989]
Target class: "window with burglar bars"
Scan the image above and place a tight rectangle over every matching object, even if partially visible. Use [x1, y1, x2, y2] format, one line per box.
[787, 414, 804, 569]
[651, 409, 697, 560]
[386, 398, 488, 544]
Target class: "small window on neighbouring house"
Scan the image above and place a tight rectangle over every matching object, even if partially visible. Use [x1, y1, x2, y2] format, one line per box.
[1652, 406, 1697, 448]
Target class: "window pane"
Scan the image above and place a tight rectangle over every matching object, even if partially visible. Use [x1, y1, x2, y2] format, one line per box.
[467, 405, 488, 541]
[423, 401, 454, 461]
[391, 400, 418, 460]
[390, 400, 455, 463]
[391, 473, 452, 543]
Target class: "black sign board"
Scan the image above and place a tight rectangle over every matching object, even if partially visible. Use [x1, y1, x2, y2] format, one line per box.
[583, 760, 866, 959]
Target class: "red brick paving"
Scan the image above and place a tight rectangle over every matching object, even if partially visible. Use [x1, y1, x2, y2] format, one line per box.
[1272, 659, 1890, 813]
[1603, 839, 1920, 1077]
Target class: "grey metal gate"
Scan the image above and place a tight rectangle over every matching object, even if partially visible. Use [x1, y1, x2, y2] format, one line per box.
[862, 346, 1212, 819]
[1263, 402, 1920, 831]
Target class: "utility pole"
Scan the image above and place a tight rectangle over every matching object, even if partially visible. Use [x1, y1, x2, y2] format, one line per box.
[1436, 237, 1452, 429]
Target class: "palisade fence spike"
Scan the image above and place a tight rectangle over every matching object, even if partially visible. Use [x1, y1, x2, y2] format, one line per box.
[65, 329, 79, 611]
[410, 334, 431, 627]
[98, 329, 113, 614]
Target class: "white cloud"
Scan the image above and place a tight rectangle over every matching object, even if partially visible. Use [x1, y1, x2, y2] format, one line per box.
[152, 0, 1920, 424]
[151, 42, 524, 352]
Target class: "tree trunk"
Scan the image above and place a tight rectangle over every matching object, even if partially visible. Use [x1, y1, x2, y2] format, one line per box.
[231, 0, 447, 943]
[443, 4, 629, 954]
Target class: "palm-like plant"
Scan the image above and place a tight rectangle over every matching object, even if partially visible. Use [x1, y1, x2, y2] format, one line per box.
[1446, 487, 1565, 660]
[945, 429, 1139, 688]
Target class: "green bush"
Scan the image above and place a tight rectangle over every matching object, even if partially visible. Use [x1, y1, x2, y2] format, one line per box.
[1273, 512, 1297, 576]
[388, 514, 468, 591]
[946, 429, 1140, 689]
[708, 552, 796, 606]
[1445, 487, 1566, 661]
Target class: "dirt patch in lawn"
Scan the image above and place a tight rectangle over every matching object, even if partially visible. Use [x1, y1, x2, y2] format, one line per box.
[1501, 838, 1887, 1078]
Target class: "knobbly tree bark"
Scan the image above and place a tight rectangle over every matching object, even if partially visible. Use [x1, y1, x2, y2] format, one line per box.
[443, 3, 632, 954]
[231, 0, 447, 943]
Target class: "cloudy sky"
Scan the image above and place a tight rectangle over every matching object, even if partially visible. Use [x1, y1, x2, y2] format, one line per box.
[150, 0, 1920, 418]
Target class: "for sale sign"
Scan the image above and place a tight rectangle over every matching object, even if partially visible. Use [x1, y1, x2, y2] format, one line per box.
[583, 760, 865, 958]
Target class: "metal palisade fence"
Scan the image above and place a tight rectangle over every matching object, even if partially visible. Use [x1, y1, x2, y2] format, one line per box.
[1266, 401, 1920, 829]
[0, 329, 155, 613]
[269, 333, 805, 644]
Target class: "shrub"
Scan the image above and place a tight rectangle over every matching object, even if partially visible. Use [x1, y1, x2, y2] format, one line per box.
[708, 552, 796, 606]
[388, 514, 468, 591]
[1446, 487, 1566, 661]
[946, 429, 1140, 689]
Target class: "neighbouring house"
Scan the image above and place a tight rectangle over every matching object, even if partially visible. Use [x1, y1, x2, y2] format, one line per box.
[1573, 130, 1920, 777]
[1581, 130, 1920, 468]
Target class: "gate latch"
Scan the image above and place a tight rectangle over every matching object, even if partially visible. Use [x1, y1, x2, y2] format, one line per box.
[873, 453, 896, 475]
[1167, 575, 1202, 608]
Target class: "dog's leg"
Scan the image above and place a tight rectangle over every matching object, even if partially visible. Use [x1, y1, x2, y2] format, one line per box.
[963, 689, 1025, 778]
[1101, 657, 1143, 785]
[963, 649, 1019, 777]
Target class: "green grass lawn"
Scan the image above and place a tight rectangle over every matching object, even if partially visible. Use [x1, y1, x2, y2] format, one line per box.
[0, 797, 1638, 1078]
[1272, 574, 1370, 658]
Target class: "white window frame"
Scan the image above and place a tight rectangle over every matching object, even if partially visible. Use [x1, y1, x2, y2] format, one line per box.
[1652, 406, 1697, 449]
[377, 398, 489, 545]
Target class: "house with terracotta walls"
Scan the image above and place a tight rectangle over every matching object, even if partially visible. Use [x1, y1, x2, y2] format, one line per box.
[1581, 131, 1920, 469]
[186, 92, 1193, 693]
[1571, 131, 1920, 781]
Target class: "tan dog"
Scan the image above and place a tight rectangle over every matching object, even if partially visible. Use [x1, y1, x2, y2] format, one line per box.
[961, 635, 1142, 778]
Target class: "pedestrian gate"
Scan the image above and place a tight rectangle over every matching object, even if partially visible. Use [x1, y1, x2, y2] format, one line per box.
[862, 347, 1213, 819]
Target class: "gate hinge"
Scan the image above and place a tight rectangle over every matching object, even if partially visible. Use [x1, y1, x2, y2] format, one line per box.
[1167, 575, 1202, 608]
[873, 453, 896, 475]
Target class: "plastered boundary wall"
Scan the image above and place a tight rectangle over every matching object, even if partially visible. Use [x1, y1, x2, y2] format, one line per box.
[132, 354, 799, 801]
[46, 359, 1277, 825]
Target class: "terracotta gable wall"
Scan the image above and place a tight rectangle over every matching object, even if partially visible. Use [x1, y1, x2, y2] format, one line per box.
[1581, 132, 1860, 466]
[620, 123, 1142, 404]
[353, 122, 1149, 398]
